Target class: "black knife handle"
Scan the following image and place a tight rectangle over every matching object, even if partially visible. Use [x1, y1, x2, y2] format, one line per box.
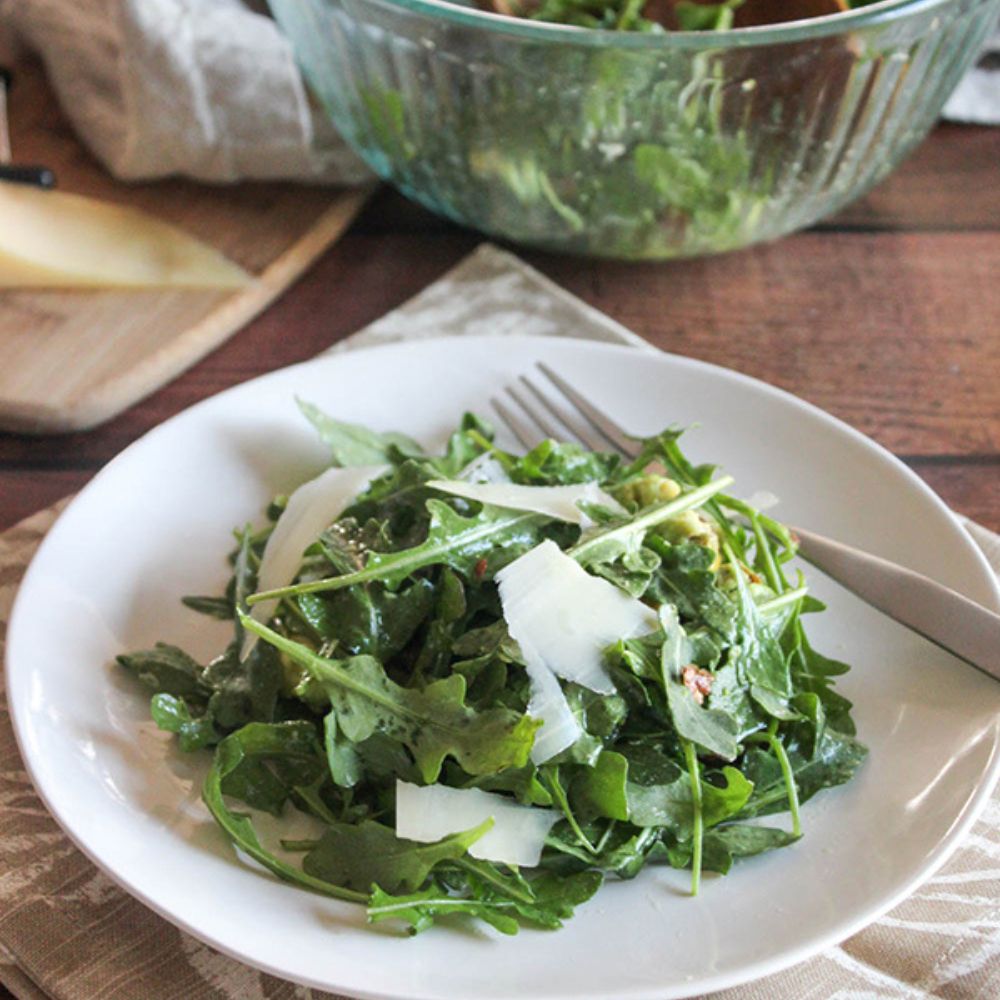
[0, 67, 57, 187]
[0, 165, 57, 188]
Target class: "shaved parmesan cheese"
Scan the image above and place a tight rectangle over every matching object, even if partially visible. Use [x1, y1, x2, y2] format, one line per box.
[428, 480, 623, 527]
[456, 453, 511, 485]
[746, 490, 780, 512]
[243, 464, 383, 656]
[498, 540, 658, 695]
[497, 540, 659, 763]
[523, 653, 582, 764]
[395, 780, 559, 867]
[0, 182, 251, 289]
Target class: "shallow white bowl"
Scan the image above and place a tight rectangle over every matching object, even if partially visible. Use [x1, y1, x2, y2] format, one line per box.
[7, 335, 1000, 999]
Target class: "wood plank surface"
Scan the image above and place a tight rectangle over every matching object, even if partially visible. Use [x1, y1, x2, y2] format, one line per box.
[1, 123, 998, 534]
[0, 56, 372, 433]
[821, 123, 1000, 231]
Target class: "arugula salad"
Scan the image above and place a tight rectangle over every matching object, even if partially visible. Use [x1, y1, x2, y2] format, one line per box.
[349, 1, 883, 258]
[476, 0, 873, 34]
[120, 404, 866, 935]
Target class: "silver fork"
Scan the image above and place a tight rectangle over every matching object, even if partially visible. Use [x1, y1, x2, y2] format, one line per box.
[491, 363, 1000, 684]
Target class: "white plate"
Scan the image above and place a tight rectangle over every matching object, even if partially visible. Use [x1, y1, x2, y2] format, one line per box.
[7, 335, 1000, 1000]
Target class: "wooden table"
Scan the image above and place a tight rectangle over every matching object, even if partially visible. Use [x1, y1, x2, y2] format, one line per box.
[0, 118, 998, 1000]
[1, 122, 998, 541]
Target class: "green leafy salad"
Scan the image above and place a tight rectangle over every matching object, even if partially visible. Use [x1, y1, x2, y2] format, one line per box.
[478, 0, 877, 33]
[120, 404, 866, 935]
[353, 0, 881, 258]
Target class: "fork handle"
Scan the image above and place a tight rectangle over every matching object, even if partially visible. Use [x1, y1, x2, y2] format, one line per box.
[791, 525, 1000, 683]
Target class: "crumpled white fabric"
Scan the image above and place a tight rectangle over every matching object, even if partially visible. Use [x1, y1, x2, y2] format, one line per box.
[0, 0, 371, 183]
[943, 28, 1000, 125]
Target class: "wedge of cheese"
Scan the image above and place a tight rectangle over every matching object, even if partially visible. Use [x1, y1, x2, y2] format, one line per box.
[0, 182, 251, 289]
[243, 463, 386, 658]
[427, 479, 624, 527]
[395, 781, 559, 867]
[496, 539, 659, 763]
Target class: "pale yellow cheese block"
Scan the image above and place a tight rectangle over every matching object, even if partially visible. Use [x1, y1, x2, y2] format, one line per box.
[0, 181, 252, 289]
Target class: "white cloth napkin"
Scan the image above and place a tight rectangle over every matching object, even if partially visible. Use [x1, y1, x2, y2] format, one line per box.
[1, 0, 997, 185]
[943, 28, 1000, 124]
[0, 0, 370, 183]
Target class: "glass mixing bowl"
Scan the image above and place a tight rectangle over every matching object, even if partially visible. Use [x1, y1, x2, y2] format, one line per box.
[270, 0, 999, 259]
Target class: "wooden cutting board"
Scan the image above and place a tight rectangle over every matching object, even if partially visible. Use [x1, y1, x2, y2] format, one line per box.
[0, 56, 373, 434]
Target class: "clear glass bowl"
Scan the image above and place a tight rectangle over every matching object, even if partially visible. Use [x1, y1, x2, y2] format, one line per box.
[270, 0, 999, 259]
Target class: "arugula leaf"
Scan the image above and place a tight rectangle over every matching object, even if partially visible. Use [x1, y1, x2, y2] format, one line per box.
[202, 642, 282, 732]
[297, 578, 435, 659]
[242, 614, 539, 782]
[706, 824, 799, 859]
[452, 619, 516, 659]
[627, 765, 752, 836]
[118, 643, 210, 701]
[231, 526, 256, 647]
[367, 866, 602, 935]
[512, 438, 620, 485]
[665, 681, 739, 762]
[433, 413, 497, 477]
[572, 750, 630, 821]
[548, 684, 628, 768]
[697, 824, 799, 874]
[338, 461, 438, 551]
[727, 554, 795, 720]
[739, 729, 868, 819]
[569, 477, 734, 566]
[368, 884, 520, 935]
[541, 764, 597, 853]
[451, 621, 523, 709]
[354, 499, 546, 587]
[659, 605, 739, 760]
[324, 708, 362, 788]
[611, 631, 663, 687]
[445, 855, 536, 904]
[574, 743, 751, 838]
[298, 398, 423, 467]
[589, 545, 661, 597]
[150, 693, 217, 752]
[495, 869, 603, 928]
[201, 722, 366, 904]
[790, 692, 826, 760]
[213, 720, 325, 815]
[786, 626, 856, 735]
[706, 661, 764, 739]
[592, 826, 662, 878]
[646, 539, 737, 638]
[412, 568, 467, 682]
[674, 0, 744, 31]
[303, 818, 491, 894]
[181, 595, 233, 620]
[250, 501, 548, 601]
[459, 764, 553, 807]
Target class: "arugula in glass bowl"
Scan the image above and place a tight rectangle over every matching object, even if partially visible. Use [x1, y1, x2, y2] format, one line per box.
[119, 404, 866, 935]
[476, 0, 881, 33]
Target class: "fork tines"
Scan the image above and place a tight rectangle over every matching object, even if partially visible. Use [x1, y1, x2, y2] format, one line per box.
[491, 363, 641, 458]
